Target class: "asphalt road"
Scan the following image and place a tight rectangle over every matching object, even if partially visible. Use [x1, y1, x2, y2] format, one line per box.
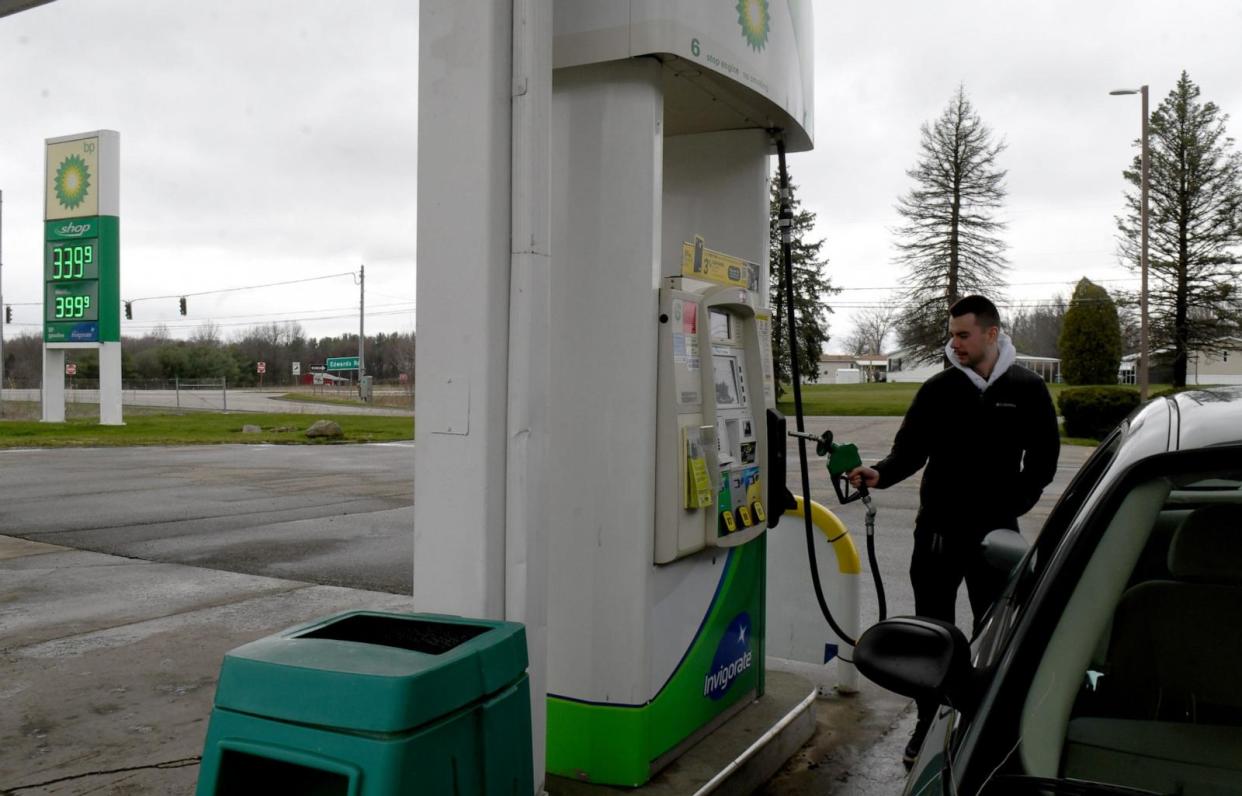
[0, 419, 1090, 638]
[0, 442, 416, 594]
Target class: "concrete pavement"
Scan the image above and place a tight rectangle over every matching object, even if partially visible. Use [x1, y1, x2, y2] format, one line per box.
[0, 535, 414, 794]
[0, 536, 910, 795]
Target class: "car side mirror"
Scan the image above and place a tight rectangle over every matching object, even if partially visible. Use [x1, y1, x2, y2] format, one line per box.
[854, 617, 974, 710]
[980, 528, 1029, 578]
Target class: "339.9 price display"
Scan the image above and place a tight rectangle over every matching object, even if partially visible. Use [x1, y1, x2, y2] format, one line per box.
[45, 239, 100, 281]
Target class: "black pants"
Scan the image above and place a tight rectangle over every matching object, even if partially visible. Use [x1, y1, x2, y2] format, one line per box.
[910, 529, 1008, 726]
[909, 529, 1007, 632]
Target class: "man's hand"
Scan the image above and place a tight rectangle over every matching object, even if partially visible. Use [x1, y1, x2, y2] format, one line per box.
[847, 466, 880, 489]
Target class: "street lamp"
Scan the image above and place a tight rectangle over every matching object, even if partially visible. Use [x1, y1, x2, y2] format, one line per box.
[1110, 85, 1150, 400]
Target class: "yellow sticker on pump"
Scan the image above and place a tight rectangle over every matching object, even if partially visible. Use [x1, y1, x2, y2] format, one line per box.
[681, 242, 759, 290]
[738, 505, 753, 527]
[683, 427, 715, 509]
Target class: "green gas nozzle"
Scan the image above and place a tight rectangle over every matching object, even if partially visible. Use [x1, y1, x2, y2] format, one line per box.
[816, 430, 867, 504]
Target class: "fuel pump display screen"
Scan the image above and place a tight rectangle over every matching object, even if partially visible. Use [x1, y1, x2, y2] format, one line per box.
[713, 355, 742, 407]
[710, 309, 732, 342]
[45, 282, 99, 322]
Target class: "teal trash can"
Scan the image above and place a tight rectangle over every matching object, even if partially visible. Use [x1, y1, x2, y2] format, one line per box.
[196, 611, 532, 795]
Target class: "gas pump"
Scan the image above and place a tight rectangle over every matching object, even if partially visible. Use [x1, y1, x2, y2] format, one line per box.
[418, 3, 836, 790]
[655, 280, 771, 563]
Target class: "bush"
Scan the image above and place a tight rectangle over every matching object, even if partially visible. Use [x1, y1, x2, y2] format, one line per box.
[1058, 386, 1141, 440]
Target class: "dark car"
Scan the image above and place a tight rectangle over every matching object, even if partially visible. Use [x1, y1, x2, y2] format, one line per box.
[856, 387, 1242, 796]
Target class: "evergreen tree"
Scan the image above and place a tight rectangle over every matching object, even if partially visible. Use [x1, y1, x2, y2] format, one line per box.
[769, 180, 838, 395]
[1117, 72, 1242, 386]
[893, 86, 1009, 365]
[1059, 278, 1123, 385]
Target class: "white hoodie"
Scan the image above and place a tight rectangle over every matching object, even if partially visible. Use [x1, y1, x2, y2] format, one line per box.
[944, 331, 1017, 392]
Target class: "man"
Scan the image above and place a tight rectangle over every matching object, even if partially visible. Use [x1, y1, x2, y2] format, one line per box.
[848, 295, 1060, 766]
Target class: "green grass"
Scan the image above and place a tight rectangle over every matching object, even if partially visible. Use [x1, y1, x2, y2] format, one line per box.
[776, 381, 1170, 418]
[775, 382, 921, 416]
[0, 411, 414, 448]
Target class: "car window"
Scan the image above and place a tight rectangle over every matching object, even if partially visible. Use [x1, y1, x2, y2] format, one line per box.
[1015, 458, 1242, 795]
[1007, 430, 1123, 605]
[970, 431, 1125, 670]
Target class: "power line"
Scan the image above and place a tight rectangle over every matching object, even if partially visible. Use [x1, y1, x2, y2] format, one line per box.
[832, 276, 1142, 292]
[121, 306, 415, 332]
[129, 300, 416, 324]
[123, 271, 357, 302]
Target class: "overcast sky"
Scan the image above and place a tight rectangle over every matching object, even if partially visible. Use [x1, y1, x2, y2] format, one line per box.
[797, 0, 1242, 351]
[2, 1, 1241, 350]
[0, 0, 419, 342]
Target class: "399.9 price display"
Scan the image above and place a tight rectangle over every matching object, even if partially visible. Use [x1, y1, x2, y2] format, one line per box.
[45, 282, 99, 322]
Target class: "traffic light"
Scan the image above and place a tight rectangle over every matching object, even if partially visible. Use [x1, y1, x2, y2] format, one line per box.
[179, 297, 187, 315]
[4, 305, 10, 324]
[124, 301, 133, 320]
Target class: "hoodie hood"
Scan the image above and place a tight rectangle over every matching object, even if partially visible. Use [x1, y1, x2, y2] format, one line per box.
[945, 331, 1017, 391]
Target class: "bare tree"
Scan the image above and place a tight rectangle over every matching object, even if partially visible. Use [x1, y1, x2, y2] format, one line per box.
[844, 305, 898, 355]
[1007, 296, 1067, 359]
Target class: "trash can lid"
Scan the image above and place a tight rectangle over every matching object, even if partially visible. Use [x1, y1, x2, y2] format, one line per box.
[212, 611, 528, 734]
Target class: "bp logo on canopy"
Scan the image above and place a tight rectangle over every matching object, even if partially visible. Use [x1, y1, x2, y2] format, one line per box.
[736, 0, 770, 52]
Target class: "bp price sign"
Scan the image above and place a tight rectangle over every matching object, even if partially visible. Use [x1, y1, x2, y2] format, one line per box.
[44, 132, 120, 344]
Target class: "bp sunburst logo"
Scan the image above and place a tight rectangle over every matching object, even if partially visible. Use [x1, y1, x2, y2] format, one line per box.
[54, 154, 91, 210]
[737, 0, 770, 52]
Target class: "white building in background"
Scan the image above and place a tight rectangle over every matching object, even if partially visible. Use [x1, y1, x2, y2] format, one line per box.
[816, 353, 856, 381]
[887, 349, 1061, 383]
[1120, 338, 1242, 386]
[816, 353, 890, 383]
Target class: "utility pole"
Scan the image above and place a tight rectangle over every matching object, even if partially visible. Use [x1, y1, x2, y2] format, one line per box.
[358, 263, 366, 401]
[1109, 85, 1151, 400]
[1139, 85, 1150, 401]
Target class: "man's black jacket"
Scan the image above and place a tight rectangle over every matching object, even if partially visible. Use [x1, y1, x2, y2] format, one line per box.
[873, 364, 1060, 536]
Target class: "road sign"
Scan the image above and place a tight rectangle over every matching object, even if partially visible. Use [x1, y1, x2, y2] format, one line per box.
[313, 373, 324, 385]
[326, 356, 360, 370]
[310, 364, 326, 372]
[257, 361, 267, 374]
[292, 361, 301, 376]
[65, 363, 77, 376]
